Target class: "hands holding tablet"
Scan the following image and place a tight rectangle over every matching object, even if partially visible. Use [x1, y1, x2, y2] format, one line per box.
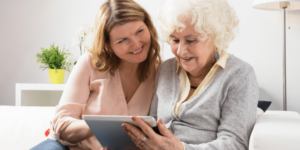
[121, 117, 184, 150]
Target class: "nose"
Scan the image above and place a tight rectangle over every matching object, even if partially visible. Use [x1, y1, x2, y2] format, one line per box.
[131, 37, 140, 49]
[177, 41, 187, 56]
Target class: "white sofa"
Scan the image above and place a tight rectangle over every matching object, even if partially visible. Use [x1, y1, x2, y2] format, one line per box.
[1, 105, 300, 150]
[0, 106, 55, 150]
[249, 111, 300, 150]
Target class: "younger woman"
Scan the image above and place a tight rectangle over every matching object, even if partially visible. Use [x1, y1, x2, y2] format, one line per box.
[31, 0, 161, 149]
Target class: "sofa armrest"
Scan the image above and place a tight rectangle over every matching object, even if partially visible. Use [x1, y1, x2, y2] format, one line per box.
[249, 111, 300, 150]
[0, 106, 55, 150]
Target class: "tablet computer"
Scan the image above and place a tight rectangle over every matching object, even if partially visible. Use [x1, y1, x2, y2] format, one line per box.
[83, 115, 160, 150]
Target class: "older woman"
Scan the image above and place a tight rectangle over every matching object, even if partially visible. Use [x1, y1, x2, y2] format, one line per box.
[122, 0, 259, 149]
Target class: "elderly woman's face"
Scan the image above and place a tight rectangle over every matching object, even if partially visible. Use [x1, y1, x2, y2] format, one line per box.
[169, 19, 215, 75]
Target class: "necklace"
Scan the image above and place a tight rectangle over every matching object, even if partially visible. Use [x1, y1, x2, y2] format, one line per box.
[190, 86, 198, 89]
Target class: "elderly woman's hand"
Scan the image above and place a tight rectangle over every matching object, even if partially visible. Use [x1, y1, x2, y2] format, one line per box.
[122, 117, 184, 150]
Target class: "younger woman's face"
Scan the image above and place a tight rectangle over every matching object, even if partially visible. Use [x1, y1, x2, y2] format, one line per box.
[109, 21, 151, 65]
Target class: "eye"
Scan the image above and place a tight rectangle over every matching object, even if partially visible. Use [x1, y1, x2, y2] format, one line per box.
[137, 29, 144, 34]
[186, 40, 196, 43]
[136, 29, 144, 35]
[118, 38, 127, 44]
[172, 39, 179, 43]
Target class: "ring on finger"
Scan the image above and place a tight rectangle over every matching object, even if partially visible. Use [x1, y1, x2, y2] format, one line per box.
[141, 136, 147, 143]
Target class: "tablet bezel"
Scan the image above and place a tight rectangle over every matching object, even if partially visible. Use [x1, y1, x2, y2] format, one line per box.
[83, 115, 157, 127]
[83, 115, 157, 150]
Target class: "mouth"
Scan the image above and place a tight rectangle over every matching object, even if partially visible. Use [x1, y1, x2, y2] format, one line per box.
[130, 46, 143, 55]
[181, 57, 193, 60]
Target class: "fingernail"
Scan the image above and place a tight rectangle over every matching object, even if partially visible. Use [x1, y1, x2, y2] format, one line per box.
[159, 118, 163, 124]
[122, 124, 127, 128]
[132, 116, 136, 121]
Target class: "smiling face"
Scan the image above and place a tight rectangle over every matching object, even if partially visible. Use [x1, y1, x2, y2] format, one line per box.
[170, 19, 216, 76]
[109, 21, 151, 65]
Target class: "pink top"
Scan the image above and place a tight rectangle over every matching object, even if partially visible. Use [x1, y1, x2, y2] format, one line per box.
[49, 53, 155, 150]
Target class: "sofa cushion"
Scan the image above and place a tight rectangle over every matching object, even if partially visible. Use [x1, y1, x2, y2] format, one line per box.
[249, 111, 300, 150]
[0, 106, 55, 150]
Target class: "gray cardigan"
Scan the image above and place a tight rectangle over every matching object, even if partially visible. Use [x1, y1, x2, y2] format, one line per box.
[149, 55, 259, 150]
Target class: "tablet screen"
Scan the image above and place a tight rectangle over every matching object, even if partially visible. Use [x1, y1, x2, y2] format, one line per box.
[83, 115, 158, 150]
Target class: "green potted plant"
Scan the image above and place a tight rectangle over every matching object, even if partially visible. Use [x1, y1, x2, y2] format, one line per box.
[36, 43, 74, 84]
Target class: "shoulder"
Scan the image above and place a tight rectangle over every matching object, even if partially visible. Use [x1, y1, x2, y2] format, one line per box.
[155, 57, 177, 82]
[158, 57, 177, 72]
[78, 52, 111, 79]
[222, 55, 257, 86]
[77, 52, 93, 67]
[225, 55, 255, 76]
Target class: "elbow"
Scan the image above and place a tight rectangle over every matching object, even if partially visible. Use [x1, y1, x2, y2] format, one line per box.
[60, 131, 81, 144]
[218, 135, 248, 150]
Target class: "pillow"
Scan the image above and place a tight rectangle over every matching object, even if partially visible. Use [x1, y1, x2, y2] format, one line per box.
[256, 101, 272, 118]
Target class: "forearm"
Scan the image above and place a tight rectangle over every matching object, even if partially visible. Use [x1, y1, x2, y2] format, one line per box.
[60, 120, 94, 144]
[182, 137, 246, 150]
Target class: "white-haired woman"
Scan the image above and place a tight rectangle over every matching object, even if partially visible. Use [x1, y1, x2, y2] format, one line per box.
[121, 0, 259, 150]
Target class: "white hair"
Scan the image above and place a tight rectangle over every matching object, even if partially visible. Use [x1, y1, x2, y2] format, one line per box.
[158, 0, 239, 52]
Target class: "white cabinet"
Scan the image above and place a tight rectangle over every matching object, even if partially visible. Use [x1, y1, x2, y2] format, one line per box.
[15, 83, 65, 106]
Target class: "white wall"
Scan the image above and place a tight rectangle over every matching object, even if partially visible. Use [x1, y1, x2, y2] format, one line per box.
[0, 0, 105, 106]
[0, 0, 299, 112]
[226, 1, 300, 112]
